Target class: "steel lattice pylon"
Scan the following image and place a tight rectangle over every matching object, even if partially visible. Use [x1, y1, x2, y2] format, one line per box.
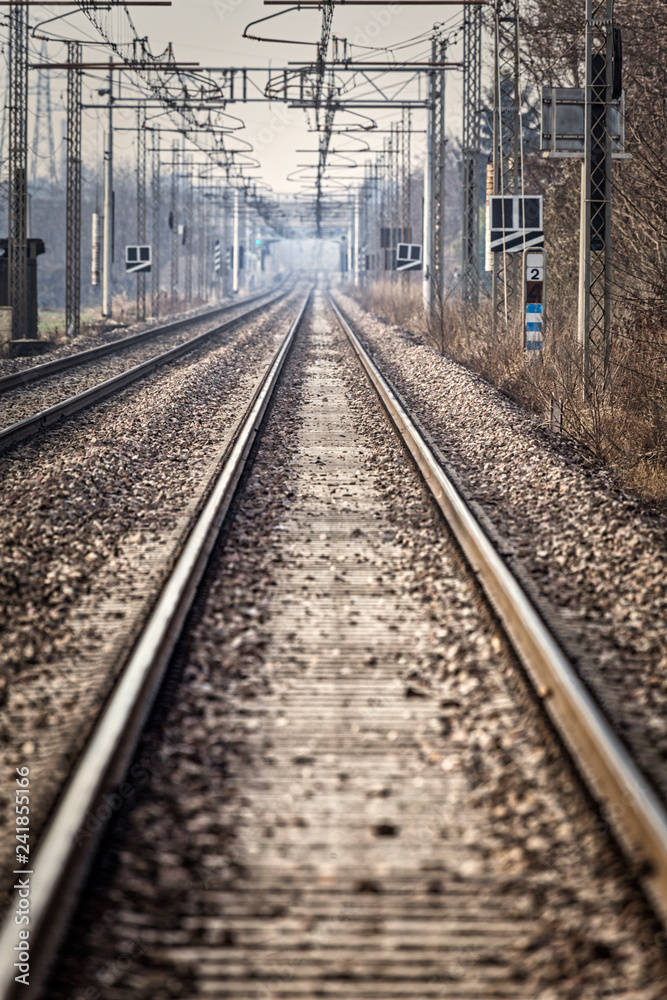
[151, 134, 161, 318]
[8, 5, 29, 340]
[32, 40, 57, 187]
[492, 0, 520, 336]
[170, 142, 179, 308]
[401, 106, 412, 286]
[428, 36, 447, 309]
[136, 107, 147, 320]
[65, 42, 83, 338]
[185, 158, 193, 304]
[579, 0, 614, 394]
[462, 5, 482, 306]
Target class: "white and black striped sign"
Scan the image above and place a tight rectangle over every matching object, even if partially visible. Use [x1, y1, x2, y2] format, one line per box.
[125, 245, 152, 273]
[490, 229, 545, 253]
[395, 243, 423, 271]
[214, 240, 222, 275]
[489, 195, 544, 254]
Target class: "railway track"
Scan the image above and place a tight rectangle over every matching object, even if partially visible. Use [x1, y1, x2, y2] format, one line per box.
[0, 282, 290, 452]
[2, 285, 667, 999]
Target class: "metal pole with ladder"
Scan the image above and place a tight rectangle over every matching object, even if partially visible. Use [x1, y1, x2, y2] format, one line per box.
[8, 3, 29, 340]
[462, 4, 482, 306]
[578, 0, 615, 396]
[65, 41, 83, 338]
[492, 0, 520, 338]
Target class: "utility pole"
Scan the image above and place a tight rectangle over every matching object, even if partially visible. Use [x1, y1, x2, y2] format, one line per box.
[423, 33, 446, 316]
[65, 41, 82, 338]
[32, 40, 57, 187]
[136, 105, 147, 321]
[102, 58, 114, 319]
[8, 2, 29, 340]
[401, 106, 412, 287]
[185, 157, 193, 304]
[578, 0, 615, 395]
[353, 188, 360, 287]
[151, 132, 161, 318]
[462, 4, 482, 306]
[492, 0, 520, 336]
[232, 187, 240, 294]
[170, 141, 178, 309]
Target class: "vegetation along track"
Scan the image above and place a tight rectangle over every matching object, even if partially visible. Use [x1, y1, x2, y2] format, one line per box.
[3, 286, 667, 999]
[0, 281, 290, 451]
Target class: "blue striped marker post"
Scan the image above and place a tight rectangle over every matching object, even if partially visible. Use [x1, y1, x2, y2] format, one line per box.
[523, 249, 547, 355]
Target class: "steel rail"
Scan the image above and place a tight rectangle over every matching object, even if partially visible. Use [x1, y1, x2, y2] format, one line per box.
[0, 287, 312, 1000]
[0, 283, 286, 395]
[329, 293, 667, 930]
[0, 285, 291, 455]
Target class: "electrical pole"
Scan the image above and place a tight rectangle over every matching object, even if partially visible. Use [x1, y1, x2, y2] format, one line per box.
[423, 33, 446, 316]
[102, 59, 114, 319]
[151, 132, 161, 318]
[578, 0, 615, 395]
[401, 106, 412, 287]
[462, 4, 482, 306]
[185, 157, 193, 304]
[65, 41, 82, 338]
[492, 0, 520, 337]
[32, 40, 57, 187]
[353, 187, 360, 287]
[136, 105, 147, 321]
[8, 2, 29, 340]
[170, 141, 178, 309]
[232, 187, 240, 294]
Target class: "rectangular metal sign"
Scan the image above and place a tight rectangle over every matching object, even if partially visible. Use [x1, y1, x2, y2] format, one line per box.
[489, 196, 544, 254]
[395, 243, 423, 271]
[540, 87, 627, 158]
[125, 245, 152, 273]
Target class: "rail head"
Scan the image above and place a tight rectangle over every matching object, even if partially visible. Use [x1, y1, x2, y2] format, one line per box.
[328, 291, 667, 932]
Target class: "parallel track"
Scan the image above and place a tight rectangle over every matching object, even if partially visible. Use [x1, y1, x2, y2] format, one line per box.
[1, 285, 666, 998]
[0, 284, 284, 395]
[0, 284, 290, 454]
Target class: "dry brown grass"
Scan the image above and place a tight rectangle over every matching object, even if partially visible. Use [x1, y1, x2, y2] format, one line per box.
[351, 281, 667, 510]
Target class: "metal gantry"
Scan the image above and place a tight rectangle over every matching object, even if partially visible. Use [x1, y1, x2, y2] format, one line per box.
[8, 2, 29, 340]
[462, 4, 482, 306]
[65, 42, 83, 338]
[492, 0, 520, 336]
[579, 0, 615, 394]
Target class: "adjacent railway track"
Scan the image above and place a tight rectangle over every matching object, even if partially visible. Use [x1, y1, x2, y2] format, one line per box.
[2, 285, 666, 999]
[0, 282, 290, 453]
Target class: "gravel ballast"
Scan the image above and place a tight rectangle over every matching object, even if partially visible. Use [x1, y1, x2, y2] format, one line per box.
[43, 291, 667, 1000]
